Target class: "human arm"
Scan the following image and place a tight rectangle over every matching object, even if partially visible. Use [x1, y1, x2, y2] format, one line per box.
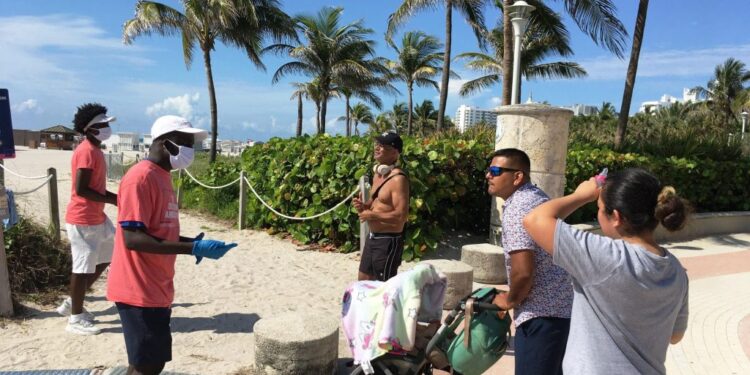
[352, 192, 372, 213]
[122, 227, 194, 255]
[523, 177, 599, 255]
[671, 287, 689, 344]
[493, 250, 535, 310]
[358, 175, 409, 224]
[75, 168, 117, 205]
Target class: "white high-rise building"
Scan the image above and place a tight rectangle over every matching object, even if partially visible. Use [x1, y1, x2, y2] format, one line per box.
[638, 88, 702, 114]
[454, 105, 499, 133]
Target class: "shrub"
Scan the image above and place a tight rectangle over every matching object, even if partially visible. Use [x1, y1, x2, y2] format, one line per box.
[565, 145, 750, 223]
[179, 132, 494, 260]
[4, 218, 70, 304]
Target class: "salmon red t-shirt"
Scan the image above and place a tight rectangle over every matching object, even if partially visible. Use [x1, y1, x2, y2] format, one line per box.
[106, 160, 180, 308]
[65, 139, 106, 225]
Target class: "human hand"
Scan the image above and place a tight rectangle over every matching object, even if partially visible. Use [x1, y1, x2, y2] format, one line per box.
[492, 292, 511, 311]
[192, 239, 237, 264]
[573, 177, 601, 203]
[192, 232, 205, 264]
[358, 210, 375, 222]
[353, 194, 371, 212]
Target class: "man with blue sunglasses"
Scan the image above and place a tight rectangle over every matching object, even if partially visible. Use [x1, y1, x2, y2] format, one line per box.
[487, 148, 573, 375]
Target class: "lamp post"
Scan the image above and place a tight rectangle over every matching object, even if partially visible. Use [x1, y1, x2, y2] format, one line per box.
[508, 0, 535, 105]
[741, 111, 747, 140]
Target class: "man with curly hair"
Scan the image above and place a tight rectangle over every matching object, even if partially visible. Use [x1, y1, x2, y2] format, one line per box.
[56, 103, 118, 335]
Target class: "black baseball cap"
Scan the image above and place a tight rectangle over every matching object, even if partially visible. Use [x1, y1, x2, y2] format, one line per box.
[375, 131, 403, 153]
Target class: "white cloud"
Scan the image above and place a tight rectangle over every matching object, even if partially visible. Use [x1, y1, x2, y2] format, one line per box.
[12, 99, 40, 113]
[580, 44, 750, 81]
[146, 93, 201, 120]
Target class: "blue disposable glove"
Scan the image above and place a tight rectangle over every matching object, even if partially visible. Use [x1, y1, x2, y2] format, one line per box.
[192, 232, 205, 264]
[192, 239, 237, 264]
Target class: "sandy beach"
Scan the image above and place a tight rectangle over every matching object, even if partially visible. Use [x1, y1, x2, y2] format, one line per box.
[0, 146, 485, 374]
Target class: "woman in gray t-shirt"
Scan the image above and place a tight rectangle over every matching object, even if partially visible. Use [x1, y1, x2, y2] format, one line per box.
[523, 168, 690, 375]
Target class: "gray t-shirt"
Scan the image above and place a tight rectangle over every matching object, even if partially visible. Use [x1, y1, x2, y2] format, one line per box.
[554, 219, 689, 375]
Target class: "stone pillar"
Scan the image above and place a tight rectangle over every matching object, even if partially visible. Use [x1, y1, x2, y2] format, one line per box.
[490, 104, 573, 245]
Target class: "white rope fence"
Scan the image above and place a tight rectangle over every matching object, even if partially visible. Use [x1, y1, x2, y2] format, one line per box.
[179, 167, 360, 221]
[243, 175, 359, 221]
[0, 162, 49, 180]
[182, 168, 242, 190]
[14, 175, 53, 196]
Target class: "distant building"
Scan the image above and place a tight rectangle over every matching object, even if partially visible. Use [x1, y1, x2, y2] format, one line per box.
[638, 88, 701, 114]
[566, 104, 599, 116]
[40, 125, 77, 150]
[13, 129, 41, 148]
[102, 132, 141, 152]
[454, 105, 499, 133]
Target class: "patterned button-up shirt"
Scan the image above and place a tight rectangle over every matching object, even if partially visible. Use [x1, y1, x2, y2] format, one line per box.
[502, 182, 573, 326]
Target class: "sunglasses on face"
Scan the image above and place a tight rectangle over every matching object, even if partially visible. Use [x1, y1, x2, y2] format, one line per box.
[487, 166, 521, 177]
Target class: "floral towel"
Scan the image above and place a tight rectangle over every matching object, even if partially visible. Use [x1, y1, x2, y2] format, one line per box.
[341, 263, 446, 374]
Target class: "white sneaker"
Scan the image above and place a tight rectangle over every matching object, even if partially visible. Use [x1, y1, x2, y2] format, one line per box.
[56, 297, 95, 321]
[66, 315, 101, 335]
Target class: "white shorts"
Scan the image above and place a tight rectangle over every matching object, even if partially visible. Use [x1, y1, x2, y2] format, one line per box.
[66, 218, 115, 274]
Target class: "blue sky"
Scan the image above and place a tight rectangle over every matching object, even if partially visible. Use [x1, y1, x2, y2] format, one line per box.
[2, 0, 750, 141]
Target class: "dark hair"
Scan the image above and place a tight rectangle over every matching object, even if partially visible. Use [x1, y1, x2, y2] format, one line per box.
[490, 148, 531, 174]
[602, 168, 690, 233]
[73, 103, 107, 134]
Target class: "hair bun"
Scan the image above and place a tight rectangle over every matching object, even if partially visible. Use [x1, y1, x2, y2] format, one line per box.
[654, 186, 689, 231]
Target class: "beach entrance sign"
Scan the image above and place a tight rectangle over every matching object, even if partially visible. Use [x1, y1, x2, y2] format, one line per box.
[0, 89, 17, 160]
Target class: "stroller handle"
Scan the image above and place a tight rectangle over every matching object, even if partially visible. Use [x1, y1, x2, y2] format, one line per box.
[462, 301, 502, 312]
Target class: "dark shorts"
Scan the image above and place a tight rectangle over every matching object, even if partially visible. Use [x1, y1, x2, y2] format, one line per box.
[116, 302, 173, 366]
[359, 232, 404, 281]
[514, 317, 570, 375]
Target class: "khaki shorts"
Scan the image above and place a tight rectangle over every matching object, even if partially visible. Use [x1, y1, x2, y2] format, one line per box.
[66, 218, 115, 274]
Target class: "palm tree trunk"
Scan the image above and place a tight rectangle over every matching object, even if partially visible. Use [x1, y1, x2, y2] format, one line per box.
[615, 0, 649, 151]
[315, 101, 321, 134]
[502, 0, 513, 106]
[436, 0, 452, 131]
[354, 120, 360, 136]
[407, 84, 414, 136]
[203, 48, 219, 162]
[296, 95, 303, 137]
[345, 95, 351, 136]
[320, 96, 328, 134]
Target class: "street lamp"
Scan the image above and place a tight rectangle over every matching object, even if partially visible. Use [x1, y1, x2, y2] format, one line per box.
[507, 0, 535, 105]
[741, 111, 747, 140]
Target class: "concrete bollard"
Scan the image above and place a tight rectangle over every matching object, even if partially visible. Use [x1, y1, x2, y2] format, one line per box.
[254, 311, 339, 375]
[422, 259, 473, 310]
[461, 243, 507, 284]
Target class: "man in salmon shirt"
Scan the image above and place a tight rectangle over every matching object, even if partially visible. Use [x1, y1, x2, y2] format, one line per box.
[107, 115, 237, 375]
[57, 103, 118, 335]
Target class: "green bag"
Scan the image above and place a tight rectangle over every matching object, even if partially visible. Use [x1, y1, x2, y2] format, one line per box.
[445, 290, 512, 375]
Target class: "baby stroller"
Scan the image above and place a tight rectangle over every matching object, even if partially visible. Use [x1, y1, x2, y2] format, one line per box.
[350, 287, 512, 375]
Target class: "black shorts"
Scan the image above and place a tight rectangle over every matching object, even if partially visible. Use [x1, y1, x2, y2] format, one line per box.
[359, 232, 404, 281]
[116, 302, 173, 366]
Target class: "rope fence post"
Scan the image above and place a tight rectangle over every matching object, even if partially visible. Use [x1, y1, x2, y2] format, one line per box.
[176, 169, 183, 208]
[239, 170, 247, 230]
[0, 185, 13, 317]
[359, 174, 370, 252]
[47, 167, 60, 243]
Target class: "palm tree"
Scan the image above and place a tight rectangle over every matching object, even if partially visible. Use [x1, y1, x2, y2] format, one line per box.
[615, 0, 649, 151]
[337, 63, 395, 136]
[369, 113, 393, 135]
[384, 102, 409, 134]
[387, 0, 487, 130]
[691, 58, 750, 126]
[412, 100, 439, 136]
[598, 101, 617, 121]
[123, 0, 296, 162]
[268, 7, 378, 134]
[456, 19, 586, 103]
[290, 79, 328, 134]
[349, 103, 374, 136]
[498, 0, 628, 105]
[387, 31, 444, 135]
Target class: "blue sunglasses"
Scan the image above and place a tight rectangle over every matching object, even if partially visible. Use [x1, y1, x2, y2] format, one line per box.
[487, 166, 521, 177]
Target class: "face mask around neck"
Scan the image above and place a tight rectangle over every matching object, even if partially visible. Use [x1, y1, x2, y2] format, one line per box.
[165, 140, 195, 170]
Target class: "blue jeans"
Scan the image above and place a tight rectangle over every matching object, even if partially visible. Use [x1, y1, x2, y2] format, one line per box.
[514, 317, 570, 375]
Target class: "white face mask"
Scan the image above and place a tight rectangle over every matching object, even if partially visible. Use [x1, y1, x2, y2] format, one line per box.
[166, 140, 195, 170]
[91, 126, 112, 141]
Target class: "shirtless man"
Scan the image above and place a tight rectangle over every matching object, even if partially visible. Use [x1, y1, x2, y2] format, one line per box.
[353, 131, 410, 281]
